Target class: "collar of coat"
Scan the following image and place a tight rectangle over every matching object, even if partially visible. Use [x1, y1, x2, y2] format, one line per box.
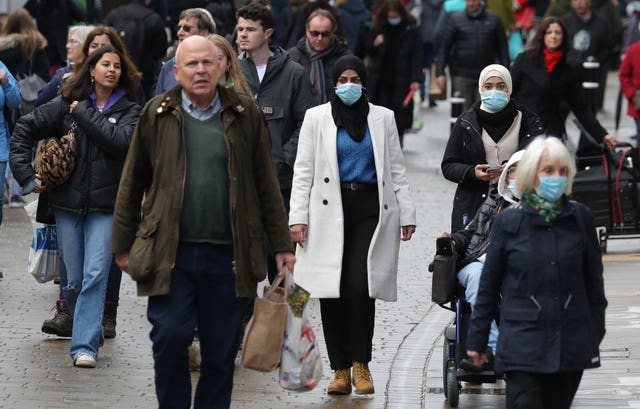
[154, 85, 246, 116]
[0, 33, 24, 52]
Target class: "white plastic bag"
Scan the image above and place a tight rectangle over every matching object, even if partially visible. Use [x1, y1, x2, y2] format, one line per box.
[279, 305, 323, 391]
[25, 200, 60, 283]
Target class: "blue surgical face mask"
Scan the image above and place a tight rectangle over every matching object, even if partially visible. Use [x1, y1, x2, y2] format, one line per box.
[536, 175, 568, 201]
[507, 179, 521, 199]
[480, 90, 510, 112]
[388, 17, 402, 26]
[335, 83, 363, 105]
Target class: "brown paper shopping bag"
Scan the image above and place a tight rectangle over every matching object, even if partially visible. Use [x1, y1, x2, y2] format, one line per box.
[241, 270, 289, 372]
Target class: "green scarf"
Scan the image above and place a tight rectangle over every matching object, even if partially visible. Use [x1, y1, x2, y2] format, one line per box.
[523, 192, 564, 222]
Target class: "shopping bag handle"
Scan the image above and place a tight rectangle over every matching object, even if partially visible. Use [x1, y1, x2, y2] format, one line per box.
[263, 267, 290, 299]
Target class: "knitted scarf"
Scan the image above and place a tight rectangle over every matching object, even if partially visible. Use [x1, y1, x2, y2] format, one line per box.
[474, 100, 518, 143]
[305, 38, 336, 104]
[523, 191, 564, 222]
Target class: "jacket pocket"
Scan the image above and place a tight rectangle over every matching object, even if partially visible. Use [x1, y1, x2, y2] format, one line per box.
[248, 221, 267, 282]
[499, 299, 543, 364]
[564, 302, 600, 365]
[127, 218, 159, 282]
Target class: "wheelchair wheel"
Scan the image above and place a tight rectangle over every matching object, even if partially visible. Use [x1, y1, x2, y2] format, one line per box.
[446, 360, 460, 407]
[443, 336, 450, 396]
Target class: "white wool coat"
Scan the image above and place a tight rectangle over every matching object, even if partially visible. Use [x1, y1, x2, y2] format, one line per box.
[289, 102, 416, 301]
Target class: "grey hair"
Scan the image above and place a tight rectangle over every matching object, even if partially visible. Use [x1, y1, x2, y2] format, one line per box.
[515, 136, 576, 197]
[68, 24, 95, 46]
[179, 8, 216, 34]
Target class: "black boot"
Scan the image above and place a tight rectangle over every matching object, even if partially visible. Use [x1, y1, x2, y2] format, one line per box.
[42, 300, 73, 337]
[103, 302, 117, 339]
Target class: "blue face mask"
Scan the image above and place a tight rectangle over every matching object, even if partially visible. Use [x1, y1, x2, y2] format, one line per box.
[507, 179, 520, 199]
[388, 17, 402, 26]
[335, 83, 363, 106]
[536, 176, 568, 201]
[481, 90, 509, 112]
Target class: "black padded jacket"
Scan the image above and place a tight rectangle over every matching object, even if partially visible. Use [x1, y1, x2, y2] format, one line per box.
[435, 6, 509, 79]
[10, 95, 141, 214]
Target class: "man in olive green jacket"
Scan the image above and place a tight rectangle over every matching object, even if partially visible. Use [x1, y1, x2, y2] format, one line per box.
[110, 36, 295, 408]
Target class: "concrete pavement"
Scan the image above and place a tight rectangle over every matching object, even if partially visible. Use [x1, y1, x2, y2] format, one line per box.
[0, 72, 639, 408]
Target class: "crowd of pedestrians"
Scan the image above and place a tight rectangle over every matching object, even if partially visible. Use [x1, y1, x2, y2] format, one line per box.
[0, 0, 636, 407]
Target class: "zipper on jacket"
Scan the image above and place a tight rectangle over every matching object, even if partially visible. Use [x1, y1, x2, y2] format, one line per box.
[460, 117, 481, 137]
[171, 109, 188, 269]
[563, 293, 573, 310]
[529, 294, 542, 311]
[220, 108, 236, 229]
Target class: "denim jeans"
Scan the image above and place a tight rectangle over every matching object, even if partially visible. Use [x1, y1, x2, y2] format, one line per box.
[458, 260, 499, 352]
[59, 260, 120, 304]
[147, 242, 248, 409]
[0, 161, 6, 225]
[55, 209, 112, 359]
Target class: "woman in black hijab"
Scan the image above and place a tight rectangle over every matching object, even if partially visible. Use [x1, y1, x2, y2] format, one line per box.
[289, 55, 417, 396]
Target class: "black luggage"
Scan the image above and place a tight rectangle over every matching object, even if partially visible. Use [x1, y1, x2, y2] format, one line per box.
[572, 142, 640, 251]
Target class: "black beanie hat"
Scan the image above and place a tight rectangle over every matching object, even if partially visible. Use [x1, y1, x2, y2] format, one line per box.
[332, 55, 367, 88]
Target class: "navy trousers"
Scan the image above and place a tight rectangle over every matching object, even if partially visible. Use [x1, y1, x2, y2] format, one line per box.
[147, 242, 248, 409]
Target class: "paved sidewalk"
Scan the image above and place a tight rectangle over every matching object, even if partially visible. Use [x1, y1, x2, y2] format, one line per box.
[0, 71, 639, 408]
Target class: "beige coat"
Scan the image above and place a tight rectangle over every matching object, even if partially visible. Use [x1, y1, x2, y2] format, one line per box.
[289, 102, 416, 301]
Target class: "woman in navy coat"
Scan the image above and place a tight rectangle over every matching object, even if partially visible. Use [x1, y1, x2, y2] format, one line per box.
[466, 136, 607, 409]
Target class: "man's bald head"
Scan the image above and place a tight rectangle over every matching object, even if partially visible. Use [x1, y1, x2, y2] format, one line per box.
[174, 36, 221, 109]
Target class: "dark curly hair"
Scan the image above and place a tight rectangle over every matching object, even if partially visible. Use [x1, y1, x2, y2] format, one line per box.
[61, 46, 138, 103]
[236, 3, 274, 31]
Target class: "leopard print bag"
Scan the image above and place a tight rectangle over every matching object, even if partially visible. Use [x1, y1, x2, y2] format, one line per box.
[34, 122, 78, 186]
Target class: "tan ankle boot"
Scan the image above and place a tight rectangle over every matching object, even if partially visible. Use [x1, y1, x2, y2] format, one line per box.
[352, 361, 375, 394]
[327, 368, 352, 395]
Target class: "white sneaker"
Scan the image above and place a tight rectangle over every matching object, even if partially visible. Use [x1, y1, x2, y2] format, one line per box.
[74, 353, 96, 368]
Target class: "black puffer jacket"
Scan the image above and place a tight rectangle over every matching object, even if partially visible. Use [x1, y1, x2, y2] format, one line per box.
[452, 191, 504, 269]
[441, 103, 544, 232]
[10, 95, 141, 214]
[435, 6, 509, 79]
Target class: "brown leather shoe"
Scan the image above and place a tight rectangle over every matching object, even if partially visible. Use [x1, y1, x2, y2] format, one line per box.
[327, 368, 352, 395]
[352, 361, 375, 394]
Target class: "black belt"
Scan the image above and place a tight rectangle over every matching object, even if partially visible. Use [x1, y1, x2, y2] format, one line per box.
[340, 182, 377, 191]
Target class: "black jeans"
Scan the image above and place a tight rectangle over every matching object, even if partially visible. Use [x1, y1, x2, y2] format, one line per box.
[147, 243, 248, 409]
[506, 370, 583, 409]
[320, 187, 379, 370]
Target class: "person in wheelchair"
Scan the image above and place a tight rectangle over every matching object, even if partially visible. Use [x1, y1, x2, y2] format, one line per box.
[444, 150, 524, 372]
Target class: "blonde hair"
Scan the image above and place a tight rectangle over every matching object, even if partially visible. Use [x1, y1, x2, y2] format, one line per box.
[515, 136, 576, 197]
[207, 34, 252, 96]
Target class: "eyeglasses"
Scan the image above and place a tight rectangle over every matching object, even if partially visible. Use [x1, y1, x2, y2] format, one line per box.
[308, 30, 333, 38]
[176, 24, 194, 33]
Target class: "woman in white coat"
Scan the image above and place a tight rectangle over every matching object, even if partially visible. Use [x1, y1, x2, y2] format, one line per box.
[289, 55, 417, 396]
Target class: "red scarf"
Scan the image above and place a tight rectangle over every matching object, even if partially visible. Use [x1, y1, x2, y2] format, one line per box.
[543, 48, 563, 73]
